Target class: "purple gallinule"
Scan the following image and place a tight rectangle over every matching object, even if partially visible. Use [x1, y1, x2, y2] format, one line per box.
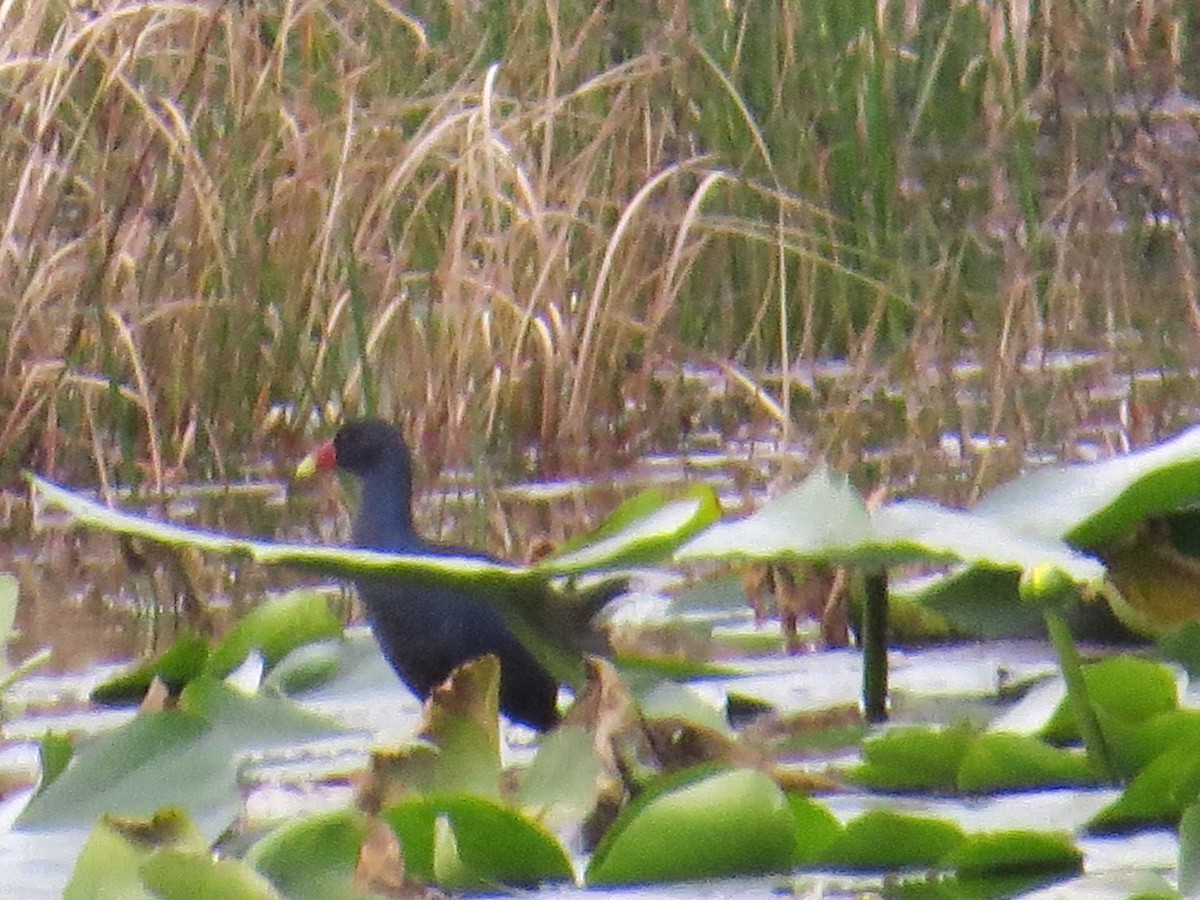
[296, 419, 561, 730]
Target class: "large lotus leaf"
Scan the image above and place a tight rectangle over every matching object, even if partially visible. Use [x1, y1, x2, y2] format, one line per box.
[382, 793, 573, 888]
[31, 475, 704, 584]
[29, 475, 705, 689]
[976, 425, 1200, 549]
[675, 469, 1101, 580]
[815, 808, 964, 870]
[16, 711, 237, 830]
[674, 467, 876, 564]
[873, 501, 1104, 581]
[585, 767, 796, 885]
[206, 589, 343, 677]
[17, 679, 341, 830]
[538, 485, 721, 574]
[29, 476, 539, 590]
[244, 809, 369, 900]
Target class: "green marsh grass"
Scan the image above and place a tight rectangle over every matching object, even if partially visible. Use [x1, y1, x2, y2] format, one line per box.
[0, 0, 1197, 503]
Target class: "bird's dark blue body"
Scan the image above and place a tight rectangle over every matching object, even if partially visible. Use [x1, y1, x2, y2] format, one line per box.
[312, 419, 560, 730]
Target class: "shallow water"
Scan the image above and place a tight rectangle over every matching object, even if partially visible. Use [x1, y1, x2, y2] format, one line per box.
[0, 616, 1184, 897]
[3, 352, 1200, 896]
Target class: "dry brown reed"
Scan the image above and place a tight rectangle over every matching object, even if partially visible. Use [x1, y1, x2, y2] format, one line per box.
[0, 0, 1197, 502]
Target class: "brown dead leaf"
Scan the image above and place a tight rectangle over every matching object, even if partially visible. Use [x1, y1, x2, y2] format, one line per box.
[353, 817, 406, 895]
[138, 676, 172, 714]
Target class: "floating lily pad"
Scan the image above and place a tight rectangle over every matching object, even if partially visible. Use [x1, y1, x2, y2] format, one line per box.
[956, 732, 1096, 794]
[517, 725, 602, 812]
[36, 731, 74, 796]
[789, 795, 842, 866]
[1040, 655, 1178, 746]
[941, 829, 1083, 877]
[852, 721, 979, 793]
[18, 679, 341, 830]
[585, 767, 796, 885]
[140, 849, 281, 899]
[816, 808, 964, 870]
[1089, 743, 1200, 833]
[244, 809, 369, 899]
[91, 632, 211, 706]
[382, 793, 573, 888]
[206, 589, 343, 678]
[1179, 801, 1200, 896]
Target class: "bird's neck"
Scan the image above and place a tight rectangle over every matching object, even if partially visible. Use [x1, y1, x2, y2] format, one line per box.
[352, 467, 418, 549]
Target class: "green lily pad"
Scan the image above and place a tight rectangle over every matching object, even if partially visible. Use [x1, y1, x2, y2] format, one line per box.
[29, 476, 540, 589]
[956, 732, 1096, 794]
[976, 425, 1200, 550]
[817, 808, 964, 870]
[941, 830, 1083, 877]
[65, 817, 158, 900]
[586, 767, 796, 885]
[244, 809, 369, 899]
[65, 812, 227, 900]
[540, 485, 721, 574]
[674, 468, 876, 565]
[789, 794, 843, 866]
[18, 679, 341, 830]
[852, 721, 979, 793]
[140, 849, 281, 899]
[901, 568, 1029, 640]
[28, 474, 697, 690]
[206, 589, 343, 678]
[36, 731, 74, 796]
[424, 655, 502, 800]
[1109, 709, 1200, 778]
[382, 793, 573, 888]
[675, 469, 1103, 580]
[90, 632, 211, 706]
[1040, 655, 1178, 745]
[517, 725, 602, 812]
[261, 641, 344, 695]
[177, 677, 345, 747]
[1158, 621, 1200, 678]
[16, 711, 237, 830]
[1179, 801, 1200, 896]
[1089, 743, 1200, 833]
